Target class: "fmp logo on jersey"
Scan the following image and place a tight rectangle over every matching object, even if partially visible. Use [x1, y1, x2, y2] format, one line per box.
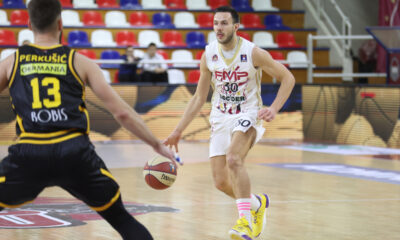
[0, 197, 179, 229]
[240, 54, 247, 62]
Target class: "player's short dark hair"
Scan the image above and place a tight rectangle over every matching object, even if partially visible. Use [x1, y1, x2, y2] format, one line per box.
[215, 6, 240, 24]
[27, 0, 62, 33]
[148, 43, 157, 48]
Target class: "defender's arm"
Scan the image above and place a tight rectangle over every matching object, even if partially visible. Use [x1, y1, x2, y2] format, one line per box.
[74, 53, 174, 160]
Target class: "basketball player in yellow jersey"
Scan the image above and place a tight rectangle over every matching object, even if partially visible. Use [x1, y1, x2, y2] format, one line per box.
[0, 0, 175, 239]
[165, 6, 295, 240]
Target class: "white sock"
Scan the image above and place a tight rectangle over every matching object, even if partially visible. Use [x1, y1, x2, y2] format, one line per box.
[251, 194, 261, 211]
[236, 198, 252, 228]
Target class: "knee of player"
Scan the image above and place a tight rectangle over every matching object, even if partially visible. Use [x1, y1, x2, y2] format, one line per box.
[226, 153, 242, 170]
[213, 176, 229, 191]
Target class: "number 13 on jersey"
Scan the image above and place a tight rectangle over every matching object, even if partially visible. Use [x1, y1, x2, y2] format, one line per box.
[30, 77, 61, 109]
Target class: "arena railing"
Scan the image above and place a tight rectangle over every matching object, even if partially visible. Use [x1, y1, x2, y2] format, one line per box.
[306, 34, 387, 83]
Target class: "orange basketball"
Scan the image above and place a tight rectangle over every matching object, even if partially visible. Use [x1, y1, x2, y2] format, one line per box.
[143, 156, 178, 190]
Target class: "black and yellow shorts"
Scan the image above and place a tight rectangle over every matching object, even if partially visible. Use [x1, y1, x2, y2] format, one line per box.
[0, 134, 120, 212]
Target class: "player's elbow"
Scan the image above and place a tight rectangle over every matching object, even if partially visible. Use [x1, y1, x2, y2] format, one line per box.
[280, 72, 295, 86]
[113, 109, 131, 122]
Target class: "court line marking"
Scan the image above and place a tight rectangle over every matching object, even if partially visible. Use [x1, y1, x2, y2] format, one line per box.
[157, 198, 400, 207]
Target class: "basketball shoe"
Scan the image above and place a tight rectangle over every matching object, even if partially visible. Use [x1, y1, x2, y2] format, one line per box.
[229, 216, 253, 240]
[251, 194, 269, 238]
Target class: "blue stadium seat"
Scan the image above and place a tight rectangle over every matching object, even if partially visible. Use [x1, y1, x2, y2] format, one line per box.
[152, 12, 174, 28]
[120, 0, 142, 9]
[101, 50, 121, 68]
[186, 31, 206, 48]
[3, 0, 26, 8]
[231, 0, 253, 11]
[264, 14, 291, 30]
[68, 31, 91, 47]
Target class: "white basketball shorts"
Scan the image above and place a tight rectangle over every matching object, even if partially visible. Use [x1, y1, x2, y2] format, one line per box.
[209, 111, 265, 158]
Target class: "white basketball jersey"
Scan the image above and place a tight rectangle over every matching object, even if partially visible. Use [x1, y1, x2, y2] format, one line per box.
[205, 37, 262, 117]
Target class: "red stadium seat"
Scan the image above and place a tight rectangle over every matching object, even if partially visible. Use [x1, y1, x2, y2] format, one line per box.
[242, 14, 265, 29]
[195, 50, 204, 60]
[114, 71, 119, 83]
[197, 13, 213, 28]
[97, 0, 120, 8]
[269, 50, 288, 67]
[60, 32, 68, 46]
[157, 50, 169, 60]
[116, 31, 138, 46]
[237, 32, 251, 41]
[209, 0, 228, 9]
[83, 11, 105, 26]
[0, 30, 17, 45]
[188, 70, 200, 83]
[77, 49, 97, 60]
[10, 10, 29, 26]
[165, 0, 186, 9]
[269, 50, 284, 60]
[276, 32, 302, 48]
[129, 12, 152, 26]
[162, 31, 186, 47]
[60, 0, 73, 8]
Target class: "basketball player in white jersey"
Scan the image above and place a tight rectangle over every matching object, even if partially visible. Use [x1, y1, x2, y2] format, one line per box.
[164, 6, 295, 240]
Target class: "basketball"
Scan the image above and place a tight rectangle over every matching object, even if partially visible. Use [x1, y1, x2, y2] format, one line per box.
[143, 155, 178, 190]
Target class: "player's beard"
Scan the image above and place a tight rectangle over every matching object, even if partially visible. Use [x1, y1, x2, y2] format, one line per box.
[218, 29, 235, 45]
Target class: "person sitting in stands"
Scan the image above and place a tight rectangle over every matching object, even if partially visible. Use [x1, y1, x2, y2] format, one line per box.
[119, 46, 141, 82]
[139, 43, 168, 83]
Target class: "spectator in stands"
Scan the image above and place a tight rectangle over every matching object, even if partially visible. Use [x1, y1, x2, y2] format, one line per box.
[119, 46, 140, 82]
[139, 43, 168, 83]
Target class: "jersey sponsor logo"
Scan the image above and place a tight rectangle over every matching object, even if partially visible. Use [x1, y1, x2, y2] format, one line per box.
[215, 70, 248, 82]
[240, 54, 247, 62]
[21, 63, 67, 76]
[31, 108, 68, 123]
[0, 197, 179, 229]
[219, 94, 245, 103]
[212, 54, 218, 62]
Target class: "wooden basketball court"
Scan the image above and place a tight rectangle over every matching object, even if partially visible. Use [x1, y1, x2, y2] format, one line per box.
[1, 140, 399, 240]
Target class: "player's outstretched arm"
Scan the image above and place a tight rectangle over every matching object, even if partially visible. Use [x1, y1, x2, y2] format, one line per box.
[0, 54, 15, 93]
[252, 47, 295, 122]
[74, 53, 174, 161]
[164, 53, 212, 152]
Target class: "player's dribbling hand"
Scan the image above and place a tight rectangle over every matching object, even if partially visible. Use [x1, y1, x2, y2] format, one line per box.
[163, 130, 182, 153]
[153, 142, 175, 162]
[258, 107, 277, 122]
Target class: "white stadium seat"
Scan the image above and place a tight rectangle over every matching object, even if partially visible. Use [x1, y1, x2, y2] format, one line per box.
[287, 51, 308, 68]
[73, 0, 98, 8]
[1, 49, 16, 60]
[252, 0, 279, 11]
[142, 0, 166, 9]
[167, 69, 186, 84]
[253, 32, 278, 48]
[186, 0, 210, 10]
[138, 30, 163, 47]
[207, 31, 216, 43]
[18, 29, 34, 46]
[174, 12, 199, 28]
[171, 50, 197, 68]
[0, 10, 11, 26]
[62, 10, 83, 27]
[105, 11, 130, 27]
[91, 30, 117, 47]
